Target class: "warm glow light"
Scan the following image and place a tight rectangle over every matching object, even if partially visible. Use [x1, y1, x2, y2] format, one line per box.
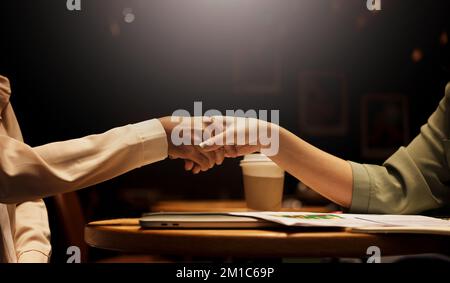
[440, 31, 448, 46]
[124, 13, 135, 23]
[123, 7, 135, 24]
[411, 48, 423, 63]
[110, 23, 120, 37]
[355, 15, 368, 31]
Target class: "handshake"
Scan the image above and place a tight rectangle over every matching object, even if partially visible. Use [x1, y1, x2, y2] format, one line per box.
[158, 116, 280, 174]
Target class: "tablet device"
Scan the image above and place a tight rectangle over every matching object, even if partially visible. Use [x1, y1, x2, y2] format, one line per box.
[139, 212, 281, 229]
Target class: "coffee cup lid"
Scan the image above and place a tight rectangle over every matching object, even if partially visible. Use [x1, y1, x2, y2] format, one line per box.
[240, 153, 272, 164]
[240, 154, 284, 177]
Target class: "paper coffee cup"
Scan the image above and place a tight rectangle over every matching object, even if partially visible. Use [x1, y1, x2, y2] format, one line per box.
[240, 154, 285, 211]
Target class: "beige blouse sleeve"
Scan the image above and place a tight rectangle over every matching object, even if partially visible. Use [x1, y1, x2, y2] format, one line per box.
[0, 119, 168, 204]
[0, 75, 168, 263]
[1, 77, 50, 262]
[14, 200, 51, 262]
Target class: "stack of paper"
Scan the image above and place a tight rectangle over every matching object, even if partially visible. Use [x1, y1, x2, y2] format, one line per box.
[229, 212, 450, 235]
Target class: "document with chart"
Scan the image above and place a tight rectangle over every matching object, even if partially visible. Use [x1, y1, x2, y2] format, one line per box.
[229, 212, 450, 235]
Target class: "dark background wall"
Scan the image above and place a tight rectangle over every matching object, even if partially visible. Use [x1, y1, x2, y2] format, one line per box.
[1, 0, 450, 260]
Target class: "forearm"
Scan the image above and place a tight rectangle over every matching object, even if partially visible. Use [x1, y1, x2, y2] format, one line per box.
[268, 125, 353, 207]
[0, 119, 168, 203]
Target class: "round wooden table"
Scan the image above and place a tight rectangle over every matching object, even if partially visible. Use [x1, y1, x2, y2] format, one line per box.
[85, 218, 450, 258]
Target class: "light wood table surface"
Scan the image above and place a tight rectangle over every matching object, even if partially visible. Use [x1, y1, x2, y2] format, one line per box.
[85, 218, 450, 258]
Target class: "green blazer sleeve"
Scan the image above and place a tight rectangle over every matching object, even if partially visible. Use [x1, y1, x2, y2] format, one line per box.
[349, 82, 450, 214]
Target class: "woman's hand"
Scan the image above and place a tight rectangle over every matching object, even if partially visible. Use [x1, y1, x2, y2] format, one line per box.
[199, 116, 353, 207]
[199, 116, 276, 158]
[158, 116, 225, 174]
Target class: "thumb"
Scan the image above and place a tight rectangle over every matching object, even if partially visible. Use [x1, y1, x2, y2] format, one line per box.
[199, 131, 227, 152]
[184, 159, 194, 171]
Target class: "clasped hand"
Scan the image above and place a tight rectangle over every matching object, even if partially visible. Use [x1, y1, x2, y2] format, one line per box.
[158, 116, 275, 173]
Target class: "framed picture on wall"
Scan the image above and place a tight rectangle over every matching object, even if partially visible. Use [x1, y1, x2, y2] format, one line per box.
[232, 37, 282, 96]
[298, 72, 348, 136]
[361, 93, 409, 159]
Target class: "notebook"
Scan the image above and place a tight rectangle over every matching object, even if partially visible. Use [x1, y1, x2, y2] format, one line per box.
[140, 211, 450, 235]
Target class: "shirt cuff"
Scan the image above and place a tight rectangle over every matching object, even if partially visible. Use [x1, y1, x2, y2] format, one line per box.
[348, 161, 372, 213]
[131, 119, 168, 166]
[17, 250, 49, 263]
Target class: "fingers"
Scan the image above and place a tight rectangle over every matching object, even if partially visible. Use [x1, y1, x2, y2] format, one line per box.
[184, 159, 194, 171]
[187, 149, 210, 171]
[199, 131, 227, 152]
[191, 147, 217, 171]
[184, 148, 223, 174]
[185, 148, 224, 173]
[215, 147, 225, 165]
[241, 145, 260, 156]
[199, 116, 248, 151]
[192, 164, 202, 174]
[174, 115, 256, 173]
[198, 149, 216, 170]
[224, 145, 238, 158]
[184, 159, 202, 174]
